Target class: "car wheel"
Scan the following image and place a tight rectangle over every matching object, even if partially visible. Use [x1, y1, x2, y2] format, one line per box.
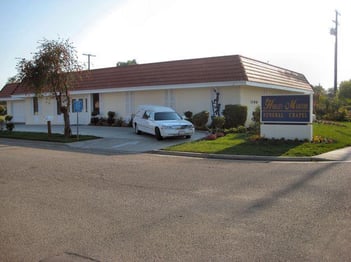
[155, 127, 163, 140]
[185, 135, 191, 139]
[135, 124, 141, 135]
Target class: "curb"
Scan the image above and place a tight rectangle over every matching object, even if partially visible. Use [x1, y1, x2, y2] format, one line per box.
[151, 150, 331, 162]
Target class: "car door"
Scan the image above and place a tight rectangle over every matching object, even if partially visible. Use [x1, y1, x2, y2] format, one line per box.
[139, 110, 152, 134]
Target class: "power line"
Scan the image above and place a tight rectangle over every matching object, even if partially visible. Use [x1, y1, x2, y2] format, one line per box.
[82, 53, 96, 70]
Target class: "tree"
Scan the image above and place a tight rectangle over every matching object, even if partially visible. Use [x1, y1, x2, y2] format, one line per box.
[16, 38, 82, 137]
[116, 59, 137, 67]
[6, 76, 17, 84]
[313, 85, 327, 118]
[338, 80, 351, 103]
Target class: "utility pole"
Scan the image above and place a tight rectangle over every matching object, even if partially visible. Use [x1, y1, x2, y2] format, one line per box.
[82, 53, 96, 70]
[330, 10, 340, 95]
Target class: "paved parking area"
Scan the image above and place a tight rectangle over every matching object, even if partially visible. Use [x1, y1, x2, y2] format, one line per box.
[13, 124, 206, 153]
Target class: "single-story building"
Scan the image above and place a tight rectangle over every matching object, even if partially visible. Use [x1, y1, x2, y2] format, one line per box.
[0, 54, 313, 125]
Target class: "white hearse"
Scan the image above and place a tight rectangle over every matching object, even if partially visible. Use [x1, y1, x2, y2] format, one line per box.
[133, 105, 195, 140]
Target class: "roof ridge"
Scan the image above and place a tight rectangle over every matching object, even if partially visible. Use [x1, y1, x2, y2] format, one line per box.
[81, 54, 242, 73]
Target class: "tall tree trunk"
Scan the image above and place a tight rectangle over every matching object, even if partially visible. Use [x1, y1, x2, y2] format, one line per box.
[61, 106, 71, 137]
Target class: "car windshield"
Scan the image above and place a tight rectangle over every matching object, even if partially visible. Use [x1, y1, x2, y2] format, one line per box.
[154, 112, 182, 121]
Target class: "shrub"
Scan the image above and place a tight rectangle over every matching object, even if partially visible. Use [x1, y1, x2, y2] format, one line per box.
[5, 115, 13, 122]
[90, 117, 99, 125]
[323, 110, 347, 122]
[0, 118, 4, 131]
[0, 105, 6, 115]
[107, 111, 116, 125]
[222, 104, 247, 128]
[192, 111, 210, 130]
[237, 125, 247, 133]
[211, 116, 225, 129]
[6, 122, 14, 131]
[184, 111, 193, 122]
[250, 106, 261, 134]
[114, 116, 124, 127]
[4, 115, 14, 131]
[205, 133, 217, 140]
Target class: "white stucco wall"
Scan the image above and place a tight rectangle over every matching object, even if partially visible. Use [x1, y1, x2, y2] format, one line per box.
[100, 93, 126, 119]
[218, 86, 241, 107]
[4, 83, 311, 126]
[22, 95, 91, 125]
[173, 88, 212, 115]
[133, 90, 165, 111]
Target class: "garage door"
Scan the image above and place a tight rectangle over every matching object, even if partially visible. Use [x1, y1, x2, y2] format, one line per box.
[12, 101, 25, 123]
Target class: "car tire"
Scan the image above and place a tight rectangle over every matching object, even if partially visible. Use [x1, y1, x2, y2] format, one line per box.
[155, 127, 163, 140]
[185, 135, 191, 139]
[135, 124, 141, 135]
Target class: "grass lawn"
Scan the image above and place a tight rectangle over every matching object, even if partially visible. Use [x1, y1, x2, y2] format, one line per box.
[166, 122, 351, 157]
[0, 130, 99, 143]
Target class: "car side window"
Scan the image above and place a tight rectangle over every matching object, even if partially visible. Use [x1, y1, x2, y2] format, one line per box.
[143, 111, 150, 119]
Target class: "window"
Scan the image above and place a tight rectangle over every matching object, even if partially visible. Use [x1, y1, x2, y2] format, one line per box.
[154, 112, 181, 121]
[143, 111, 151, 119]
[33, 97, 38, 114]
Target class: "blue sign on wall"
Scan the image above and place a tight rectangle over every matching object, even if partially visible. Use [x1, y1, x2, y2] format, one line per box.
[261, 95, 311, 123]
[73, 99, 83, 113]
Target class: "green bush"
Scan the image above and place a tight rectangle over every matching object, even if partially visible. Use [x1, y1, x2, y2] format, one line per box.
[5, 115, 13, 122]
[0, 118, 4, 131]
[184, 111, 193, 122]
[237, 125, 247, 133]
[114, 116, 124, 127]
[222, 104, 247, 128]
[0, 105, 5, 115]
[323, 109, 347, 122]
[211, 116, 225, 129]
[107, 111, 116, 125]
[6, 122, 14, 131]
[192, 111, 210, 130]
[3, 114, 14, 131]
[250, 106, 261, 134]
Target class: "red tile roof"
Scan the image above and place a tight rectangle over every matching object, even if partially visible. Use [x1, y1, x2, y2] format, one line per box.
[0, 83, 19, 98]
[75, 55, 248, 91]
[0, 55, 312, 98]
[240, 56, 312, 91]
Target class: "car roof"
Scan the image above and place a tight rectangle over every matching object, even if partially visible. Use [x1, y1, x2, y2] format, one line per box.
[137, 105, 175, 112]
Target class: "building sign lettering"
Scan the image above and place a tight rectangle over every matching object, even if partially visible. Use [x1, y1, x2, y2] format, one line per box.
[261, 95, 311, 123]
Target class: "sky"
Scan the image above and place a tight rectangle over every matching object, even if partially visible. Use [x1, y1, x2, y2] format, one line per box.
[0, 0, 350, 91]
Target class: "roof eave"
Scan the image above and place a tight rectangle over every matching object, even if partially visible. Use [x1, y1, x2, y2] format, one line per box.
[1, 80, 313, 98]
[245, 81, 314, 94]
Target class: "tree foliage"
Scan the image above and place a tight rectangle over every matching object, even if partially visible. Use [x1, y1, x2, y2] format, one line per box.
[116, 59, 137, 67]
[338, 80, 351, 102]
[313, 83, 351, 121]
[16, 38, 82, 137]
[6, 76, 17, 84]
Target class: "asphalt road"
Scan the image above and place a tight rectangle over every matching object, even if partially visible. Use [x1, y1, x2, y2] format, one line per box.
[0, 143, 350, 261]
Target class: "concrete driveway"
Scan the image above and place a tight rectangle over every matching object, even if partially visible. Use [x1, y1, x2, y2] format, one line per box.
[13, 124, 206, 153]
